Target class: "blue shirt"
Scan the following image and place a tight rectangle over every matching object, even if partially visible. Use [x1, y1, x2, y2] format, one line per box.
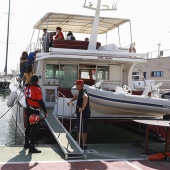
[26, 52, 36, 66]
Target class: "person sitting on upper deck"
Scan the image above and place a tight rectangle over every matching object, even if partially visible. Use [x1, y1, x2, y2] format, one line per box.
[66, 31, 76, 40]
[85, 37, 89, 41]
[55, 27, 64, 40]
[48, 31, 56, 47]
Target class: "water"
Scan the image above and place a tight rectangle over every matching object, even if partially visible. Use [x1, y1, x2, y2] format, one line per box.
[0, 89, 24, 145]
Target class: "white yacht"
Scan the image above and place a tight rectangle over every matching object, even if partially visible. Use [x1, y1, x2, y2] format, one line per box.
[9, 0, 165, 134]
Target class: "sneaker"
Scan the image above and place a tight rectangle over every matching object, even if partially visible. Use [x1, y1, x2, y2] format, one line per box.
[29, 147, 41, 153]
[24, 143, 30, 149]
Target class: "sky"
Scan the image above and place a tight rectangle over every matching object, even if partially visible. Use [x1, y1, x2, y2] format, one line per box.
[0, 0, 170, 73]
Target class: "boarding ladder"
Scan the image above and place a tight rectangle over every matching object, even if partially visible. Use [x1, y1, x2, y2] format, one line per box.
[40, 112, 86, 160]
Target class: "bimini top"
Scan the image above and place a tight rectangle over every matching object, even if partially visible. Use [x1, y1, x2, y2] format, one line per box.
[33, 12, 130, 34]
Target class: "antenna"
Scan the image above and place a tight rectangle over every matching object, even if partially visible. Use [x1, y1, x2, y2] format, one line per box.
[112, 2, 117, 10]
[83, 0, 117, 11]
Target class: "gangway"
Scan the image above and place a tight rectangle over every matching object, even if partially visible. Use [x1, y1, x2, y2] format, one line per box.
[40, 112, 86, 159]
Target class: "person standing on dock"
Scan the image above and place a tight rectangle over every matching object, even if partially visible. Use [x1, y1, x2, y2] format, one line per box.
[24, 74, 48, 153]
[68, 80, 91, 150]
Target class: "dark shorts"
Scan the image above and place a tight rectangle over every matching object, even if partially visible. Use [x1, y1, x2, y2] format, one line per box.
[25, 106, 40, 116]
[76, 112, 90, 133]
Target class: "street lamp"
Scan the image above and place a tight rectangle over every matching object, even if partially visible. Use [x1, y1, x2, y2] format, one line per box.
[158, 43, 161, 58]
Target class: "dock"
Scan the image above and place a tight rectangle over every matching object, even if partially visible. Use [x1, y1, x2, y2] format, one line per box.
[0, 142, 169, 170]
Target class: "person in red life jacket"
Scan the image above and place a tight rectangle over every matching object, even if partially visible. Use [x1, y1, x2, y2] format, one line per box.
[55, 27, 64, 40]
[67, 80, 91, 150]
[24, 74, 48, 153]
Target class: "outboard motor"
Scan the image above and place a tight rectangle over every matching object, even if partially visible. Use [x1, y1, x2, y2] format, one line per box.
[6, 91, 18, 107]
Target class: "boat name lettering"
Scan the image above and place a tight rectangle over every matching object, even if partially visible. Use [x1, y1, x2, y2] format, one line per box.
[98, 56, 113, 60]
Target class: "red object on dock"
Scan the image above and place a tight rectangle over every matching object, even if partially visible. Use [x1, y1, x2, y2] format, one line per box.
[148, 152, 170, 161]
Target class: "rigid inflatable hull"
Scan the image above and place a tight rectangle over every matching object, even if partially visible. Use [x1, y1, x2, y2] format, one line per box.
[72, 85, 170, 116]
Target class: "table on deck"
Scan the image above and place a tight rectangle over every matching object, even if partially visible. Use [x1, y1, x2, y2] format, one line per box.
[134, 119, 170, 154]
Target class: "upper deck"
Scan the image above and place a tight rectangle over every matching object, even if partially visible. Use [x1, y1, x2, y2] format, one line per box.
[30, 12, 147, 65]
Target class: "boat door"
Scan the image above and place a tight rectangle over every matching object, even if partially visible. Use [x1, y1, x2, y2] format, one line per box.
[59, 64, 78, 88]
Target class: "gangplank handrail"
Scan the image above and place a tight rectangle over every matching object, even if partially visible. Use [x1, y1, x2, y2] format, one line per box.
[50, 91, 83, 145]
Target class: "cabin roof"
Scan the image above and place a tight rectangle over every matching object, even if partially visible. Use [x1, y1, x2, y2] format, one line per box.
[33, 12, 130, 34]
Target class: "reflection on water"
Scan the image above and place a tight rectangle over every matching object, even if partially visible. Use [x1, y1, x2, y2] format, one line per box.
[0, 89, 24, 145]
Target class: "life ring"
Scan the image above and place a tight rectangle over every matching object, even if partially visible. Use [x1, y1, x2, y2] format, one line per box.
[129, 46, 136, 53]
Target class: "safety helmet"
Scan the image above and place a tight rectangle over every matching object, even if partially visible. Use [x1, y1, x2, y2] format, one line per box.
[29, 114, 40, 125]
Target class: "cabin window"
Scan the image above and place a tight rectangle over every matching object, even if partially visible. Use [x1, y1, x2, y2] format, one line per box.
[96, 66, 109, 80]
[143, 72, 147, 79]
[132, 72, 139, 80]
[59, 64, 78, 88]
[45, 64, 59, 79]
[79, 64, 96, 86]
[81, 70, 90, 79]
[151, 71, 163, 77]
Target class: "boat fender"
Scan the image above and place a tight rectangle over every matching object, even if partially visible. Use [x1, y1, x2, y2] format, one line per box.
[6, 91, 18, 107]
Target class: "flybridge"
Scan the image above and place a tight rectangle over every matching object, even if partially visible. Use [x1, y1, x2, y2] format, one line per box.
[29, 0, 134, 53]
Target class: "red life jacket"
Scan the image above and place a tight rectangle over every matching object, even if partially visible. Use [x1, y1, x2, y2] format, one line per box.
[24, 84, 43, 108]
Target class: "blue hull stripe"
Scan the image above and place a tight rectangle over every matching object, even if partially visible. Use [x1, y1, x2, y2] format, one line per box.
[88, 93, 166, 109]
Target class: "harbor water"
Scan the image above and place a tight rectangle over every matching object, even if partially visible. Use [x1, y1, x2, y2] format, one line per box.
[0, 89, 24, 145]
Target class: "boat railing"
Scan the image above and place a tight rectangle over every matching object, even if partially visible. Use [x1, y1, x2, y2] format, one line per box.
[50, 91, 83, 145]
[147, 49, 170, 59]
[26, 42, 36, 53]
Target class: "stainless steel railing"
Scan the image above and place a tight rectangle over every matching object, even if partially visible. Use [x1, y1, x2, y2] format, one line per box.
[50, 91, 83, 145]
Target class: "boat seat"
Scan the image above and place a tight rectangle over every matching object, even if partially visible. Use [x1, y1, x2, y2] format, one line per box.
[115, 86, 126, 94]
[53, 40, 101, 50]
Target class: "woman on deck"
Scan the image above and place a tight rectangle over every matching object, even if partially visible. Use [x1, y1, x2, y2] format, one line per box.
[55, 27, 64, 40]
[19, 51, 28, 85]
